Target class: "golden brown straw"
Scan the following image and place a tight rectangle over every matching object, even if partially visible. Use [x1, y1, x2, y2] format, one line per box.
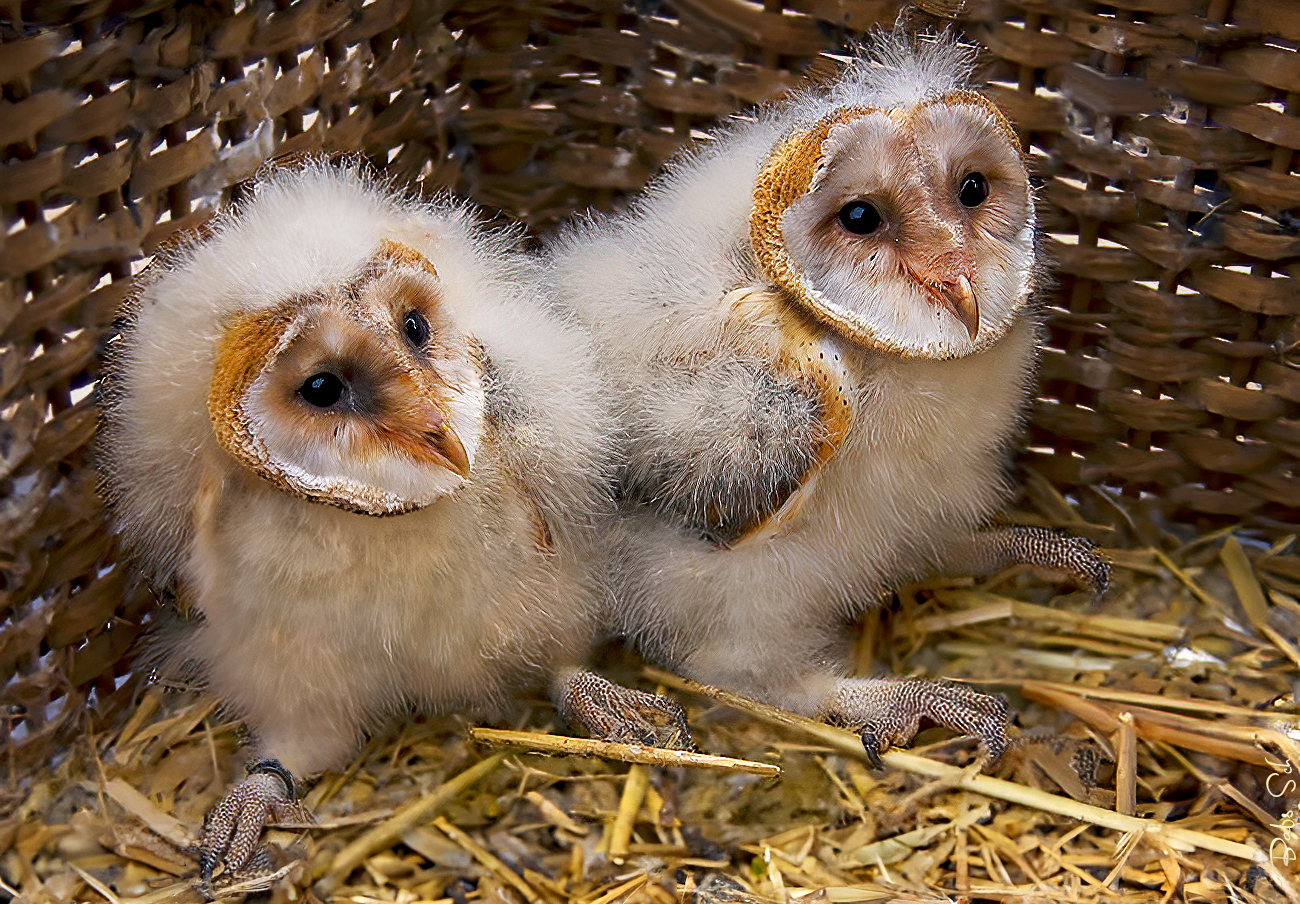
[4, 1, 1299, 901]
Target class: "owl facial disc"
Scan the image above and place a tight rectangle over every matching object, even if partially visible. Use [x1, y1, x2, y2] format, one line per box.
[749, 92, 1033, 360]
[207, 244, 484, 515]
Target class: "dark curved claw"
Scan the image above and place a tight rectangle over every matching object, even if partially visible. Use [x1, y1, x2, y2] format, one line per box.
[196, 759, 313, 900]
[860, 728, 884, 769]
[833, 678, 1009, 768]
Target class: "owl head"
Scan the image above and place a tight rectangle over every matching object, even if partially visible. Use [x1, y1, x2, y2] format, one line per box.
[104, 161, 499, 546]
[207, 238, 483, 515]
[750, 31, 1035, 360]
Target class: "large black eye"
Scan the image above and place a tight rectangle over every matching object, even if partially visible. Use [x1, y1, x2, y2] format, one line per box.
[838, 200, 882, 235]
[298, 372, 345, 409]
[959, 172, 989, 208]
[403, 310, 430, 347]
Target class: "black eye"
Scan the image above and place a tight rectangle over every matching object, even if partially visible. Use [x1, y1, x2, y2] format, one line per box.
[838, 200, 882, 235]
[403, 310, 430, 347]
[298, 372, 345, 409]
[959, 172, 989, 208]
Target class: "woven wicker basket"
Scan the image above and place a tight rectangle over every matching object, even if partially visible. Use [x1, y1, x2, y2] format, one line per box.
[2, 0, 1297, 802]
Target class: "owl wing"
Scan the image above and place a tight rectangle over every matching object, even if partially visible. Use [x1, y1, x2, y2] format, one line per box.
[623, 287, 853, 546]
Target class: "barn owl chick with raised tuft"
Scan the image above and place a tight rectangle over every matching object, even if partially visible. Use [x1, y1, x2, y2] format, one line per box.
[100, 162, 685, 893]
[549, 31, 1107, 764]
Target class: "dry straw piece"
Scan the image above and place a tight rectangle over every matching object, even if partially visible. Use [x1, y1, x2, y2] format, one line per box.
[2, 0, 1300, 902]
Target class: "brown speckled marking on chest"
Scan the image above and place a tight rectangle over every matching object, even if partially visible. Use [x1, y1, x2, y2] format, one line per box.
[521, 484, 554, 553]
[711, 286, 855, 547]
[726, 286, 853, 469]
[476, 412, 554, 554]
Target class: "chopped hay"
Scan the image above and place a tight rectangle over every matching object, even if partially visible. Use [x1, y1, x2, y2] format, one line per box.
[6, 487, 1300, 904]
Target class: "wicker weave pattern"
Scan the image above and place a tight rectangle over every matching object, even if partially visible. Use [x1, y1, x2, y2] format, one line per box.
[1, 0, 1297, 785]
[0, 0, 463, 780]
[999, 1, 1300, 531]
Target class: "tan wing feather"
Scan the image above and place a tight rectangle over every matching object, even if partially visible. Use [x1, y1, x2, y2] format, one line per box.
[710, 286, 854, 545]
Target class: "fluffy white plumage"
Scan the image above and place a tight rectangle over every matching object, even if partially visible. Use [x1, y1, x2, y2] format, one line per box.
[548, 31, 1105, 756]
[99, 161, 680, 887]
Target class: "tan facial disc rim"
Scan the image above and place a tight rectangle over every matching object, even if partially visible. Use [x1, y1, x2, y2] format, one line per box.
[378, 238, 439, 278]
[205, 241, 449, 510]
[208, 305, 296, 487]
[748, 92, 1019, 348]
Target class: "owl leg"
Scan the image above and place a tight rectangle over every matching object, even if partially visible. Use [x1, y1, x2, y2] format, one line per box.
[196, 760, 313, 899]
[552, 667, 692, 749]
[947, 526, 1109, 597]
[824, 677, 1008, 767]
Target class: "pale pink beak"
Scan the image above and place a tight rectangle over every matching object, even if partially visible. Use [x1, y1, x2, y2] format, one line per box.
[931, 272, 979, 341]
[411, 399, 471, 479]
[913, 254, 979, 341]
[382, 395, 472, 479]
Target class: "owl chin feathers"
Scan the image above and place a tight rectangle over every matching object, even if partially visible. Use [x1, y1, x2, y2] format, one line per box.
[233, 396, 474, 516]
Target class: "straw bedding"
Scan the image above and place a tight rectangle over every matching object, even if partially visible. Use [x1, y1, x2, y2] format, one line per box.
[2, 0, 1298, 901]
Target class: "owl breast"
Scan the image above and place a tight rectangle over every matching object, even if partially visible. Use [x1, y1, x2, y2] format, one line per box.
[186, 444, 578, 720]
[783, 313, 1040, 587]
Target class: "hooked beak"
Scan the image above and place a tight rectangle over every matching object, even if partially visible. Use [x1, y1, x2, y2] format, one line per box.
[930, 273, 980, 341]
[911, 253, 980, 342]
[388, 397, 472, 479]
[426, 425, 472, 479]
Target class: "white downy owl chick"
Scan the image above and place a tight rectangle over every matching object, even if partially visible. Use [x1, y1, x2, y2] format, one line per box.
[548, 31, 1108, 764]
[100, 161, 685, 891]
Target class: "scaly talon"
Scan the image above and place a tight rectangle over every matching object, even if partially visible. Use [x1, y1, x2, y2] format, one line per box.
[554, 668, 692, 749]
[196, 759, 313, 899]
[829, 677, 1009, 766]
[952, 526, 1110, 599]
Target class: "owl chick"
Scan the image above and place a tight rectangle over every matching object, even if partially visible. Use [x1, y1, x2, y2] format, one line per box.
[100, 161, 685, 891]
[548, 32, 1108, 764]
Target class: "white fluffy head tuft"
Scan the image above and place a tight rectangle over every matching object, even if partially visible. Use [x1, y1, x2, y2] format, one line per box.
[100, 159, 610, 583]
[828, 29, 980, 113]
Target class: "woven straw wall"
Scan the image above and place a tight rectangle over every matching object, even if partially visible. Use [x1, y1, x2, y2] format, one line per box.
[1, 0, 1297, 795]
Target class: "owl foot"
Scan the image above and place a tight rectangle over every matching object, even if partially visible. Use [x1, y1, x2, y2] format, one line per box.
[1005, 526, 1110, 597]
[827, 678, 1008, 768]
[554, 668, 692, 749]
[196, 759, 313, 900]
[962, 526, 1110, 598]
